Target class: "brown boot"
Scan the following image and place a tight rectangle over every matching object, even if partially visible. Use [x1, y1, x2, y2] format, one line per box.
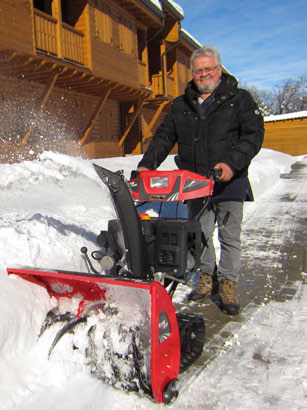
[188, 272, 212, 302]
[219, 280, 240, 315]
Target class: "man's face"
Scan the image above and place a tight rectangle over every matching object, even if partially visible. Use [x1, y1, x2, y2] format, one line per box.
[192, 55, 222, 94]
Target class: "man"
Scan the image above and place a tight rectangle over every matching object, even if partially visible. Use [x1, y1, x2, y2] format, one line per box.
[137, 46, 264, 315]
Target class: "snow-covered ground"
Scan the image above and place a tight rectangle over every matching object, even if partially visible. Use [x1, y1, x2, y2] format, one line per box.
[0, 149, 305, 409]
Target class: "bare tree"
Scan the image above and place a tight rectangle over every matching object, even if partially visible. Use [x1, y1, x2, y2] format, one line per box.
[240, 83, 272, 116]
[240, 75, 306, 115]
[270, 76, 306, 114]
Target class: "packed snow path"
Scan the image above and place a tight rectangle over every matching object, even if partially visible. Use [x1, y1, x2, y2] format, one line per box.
[173, 157, 306, 393]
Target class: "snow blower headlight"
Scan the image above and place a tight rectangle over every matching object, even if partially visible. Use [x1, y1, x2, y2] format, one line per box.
[150, 176, 169, 188]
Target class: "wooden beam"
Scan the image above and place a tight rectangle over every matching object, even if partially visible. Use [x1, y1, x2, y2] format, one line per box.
[161, 40, 167, 96]
[80, 88, 111, 146]
[119, 97, 147, 148]
[0, 50, 16, 63]
[15, 63, 62, 82]
[21, 73, 59, 148]
[0, 56, 34, 70]
[134, 99, 170, 153]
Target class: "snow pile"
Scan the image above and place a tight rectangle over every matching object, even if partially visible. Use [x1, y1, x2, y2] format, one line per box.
[0, 148, 305, 409]
[248, 148, 297, 198]
[264, 110, 307, 122]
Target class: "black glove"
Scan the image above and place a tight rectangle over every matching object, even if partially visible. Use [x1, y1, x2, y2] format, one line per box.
[208, 169, 222, 181]
[130, 170, 139, 180]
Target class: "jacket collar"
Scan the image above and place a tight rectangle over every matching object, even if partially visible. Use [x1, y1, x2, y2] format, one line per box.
[185, 73, 238, 107]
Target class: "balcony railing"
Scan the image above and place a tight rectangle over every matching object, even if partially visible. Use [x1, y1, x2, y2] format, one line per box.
[34, 9, 57, 56]
[166, 75, 175, 98]
[151, 72, 175, 98]
[34, 9, 84, 65]
[138, 60, 147, 87]
[62, 22, 84, 64]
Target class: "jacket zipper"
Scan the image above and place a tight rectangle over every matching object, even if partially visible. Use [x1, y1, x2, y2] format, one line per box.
[193, 115, 202, 172]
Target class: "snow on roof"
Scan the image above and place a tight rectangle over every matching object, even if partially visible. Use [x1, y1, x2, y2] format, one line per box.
[181, 28, 202, 48]
[148, 0, 162, 11]
[264, 111, 307, 122]
[147, 1, 184, 18]
[167, 0, 184, 17]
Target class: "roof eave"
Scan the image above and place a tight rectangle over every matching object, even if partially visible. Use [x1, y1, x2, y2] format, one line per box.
[140, 0, 165, 19]
[160, 0, 184, 20]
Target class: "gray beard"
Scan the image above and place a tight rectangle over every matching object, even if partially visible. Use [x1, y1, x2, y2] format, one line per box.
[196, 81, 219, 94]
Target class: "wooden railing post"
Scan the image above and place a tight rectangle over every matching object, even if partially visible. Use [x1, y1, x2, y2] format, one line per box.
[134, 100, 170, 154]
[142, 31, 149, 87]
[80, 88, 111, 146]
[119, 97, 147, 153]
[52, 0, 63, 58]
[161, 40, 167, 96]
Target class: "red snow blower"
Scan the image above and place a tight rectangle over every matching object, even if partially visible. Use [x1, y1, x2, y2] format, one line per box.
[8, 165, 217, 404]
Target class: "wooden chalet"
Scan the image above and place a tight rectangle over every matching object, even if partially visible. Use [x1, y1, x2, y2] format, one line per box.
[0, 0, 200, 163]
[264, 111, 307, 156]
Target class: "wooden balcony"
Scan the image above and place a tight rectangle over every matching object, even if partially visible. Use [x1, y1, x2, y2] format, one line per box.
[151, 72, 175, 98]
[34, 9, 84, 65]
[34, 9, 57, 56]
[138, 60, 147, 87]
[62, 23, 84, 64]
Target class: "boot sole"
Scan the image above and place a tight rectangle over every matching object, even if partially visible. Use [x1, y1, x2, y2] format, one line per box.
[188, 293, 211, 303]
[220, 302, 240, 315]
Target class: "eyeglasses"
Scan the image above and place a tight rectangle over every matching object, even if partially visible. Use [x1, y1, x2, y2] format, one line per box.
[192, 66, 219, 76]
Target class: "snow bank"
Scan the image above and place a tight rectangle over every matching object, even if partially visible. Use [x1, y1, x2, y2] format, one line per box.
[0, 148, 304, 409]
[248, 149, 299, 199]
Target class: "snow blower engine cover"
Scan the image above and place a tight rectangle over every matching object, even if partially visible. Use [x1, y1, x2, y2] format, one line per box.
[129, 169, 214, 202]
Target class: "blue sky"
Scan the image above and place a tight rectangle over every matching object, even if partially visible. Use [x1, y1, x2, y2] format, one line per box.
[177, 0, 307, 90]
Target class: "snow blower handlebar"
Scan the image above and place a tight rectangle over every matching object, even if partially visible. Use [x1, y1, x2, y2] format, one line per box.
[130, 168, 221, 184]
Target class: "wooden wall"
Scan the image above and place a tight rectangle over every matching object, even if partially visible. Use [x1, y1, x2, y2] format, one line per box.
[141, 107, 165, 152]
[264, 117, 307, 156]
[82, 141, 122, 159]
[0, 0, 33, 53]
[82, 98, 122, 158]
[0, 1, 196, 161]
[73, 1, 92, 67]
[88, 1, 139, 89]
[0, 73, 121, 162]
[177, 49, 191, 96]
[140, 107, 177, 156]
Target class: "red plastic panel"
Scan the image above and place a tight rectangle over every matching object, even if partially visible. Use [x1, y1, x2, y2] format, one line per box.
[149, 281, 180, 403]
[7, 267, 181, 403]
[7, 268, 150, 316]
[129, 169, 214, 202]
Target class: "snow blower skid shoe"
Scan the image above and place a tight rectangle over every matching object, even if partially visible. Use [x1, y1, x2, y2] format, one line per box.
[7, 165, 216, 404]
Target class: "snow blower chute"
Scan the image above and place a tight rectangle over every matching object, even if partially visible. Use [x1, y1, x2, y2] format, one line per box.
[7, 165, 216, 404]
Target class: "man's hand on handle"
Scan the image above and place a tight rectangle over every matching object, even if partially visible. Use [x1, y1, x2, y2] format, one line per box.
[214, 163, 234, 182]
[130, 166, 149, 180]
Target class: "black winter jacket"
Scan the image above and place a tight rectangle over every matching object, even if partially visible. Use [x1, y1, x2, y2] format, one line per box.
[138, 73, 264, 201]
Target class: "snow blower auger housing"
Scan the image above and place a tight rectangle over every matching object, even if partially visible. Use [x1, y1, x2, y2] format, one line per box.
[7, 165, 215, 404]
